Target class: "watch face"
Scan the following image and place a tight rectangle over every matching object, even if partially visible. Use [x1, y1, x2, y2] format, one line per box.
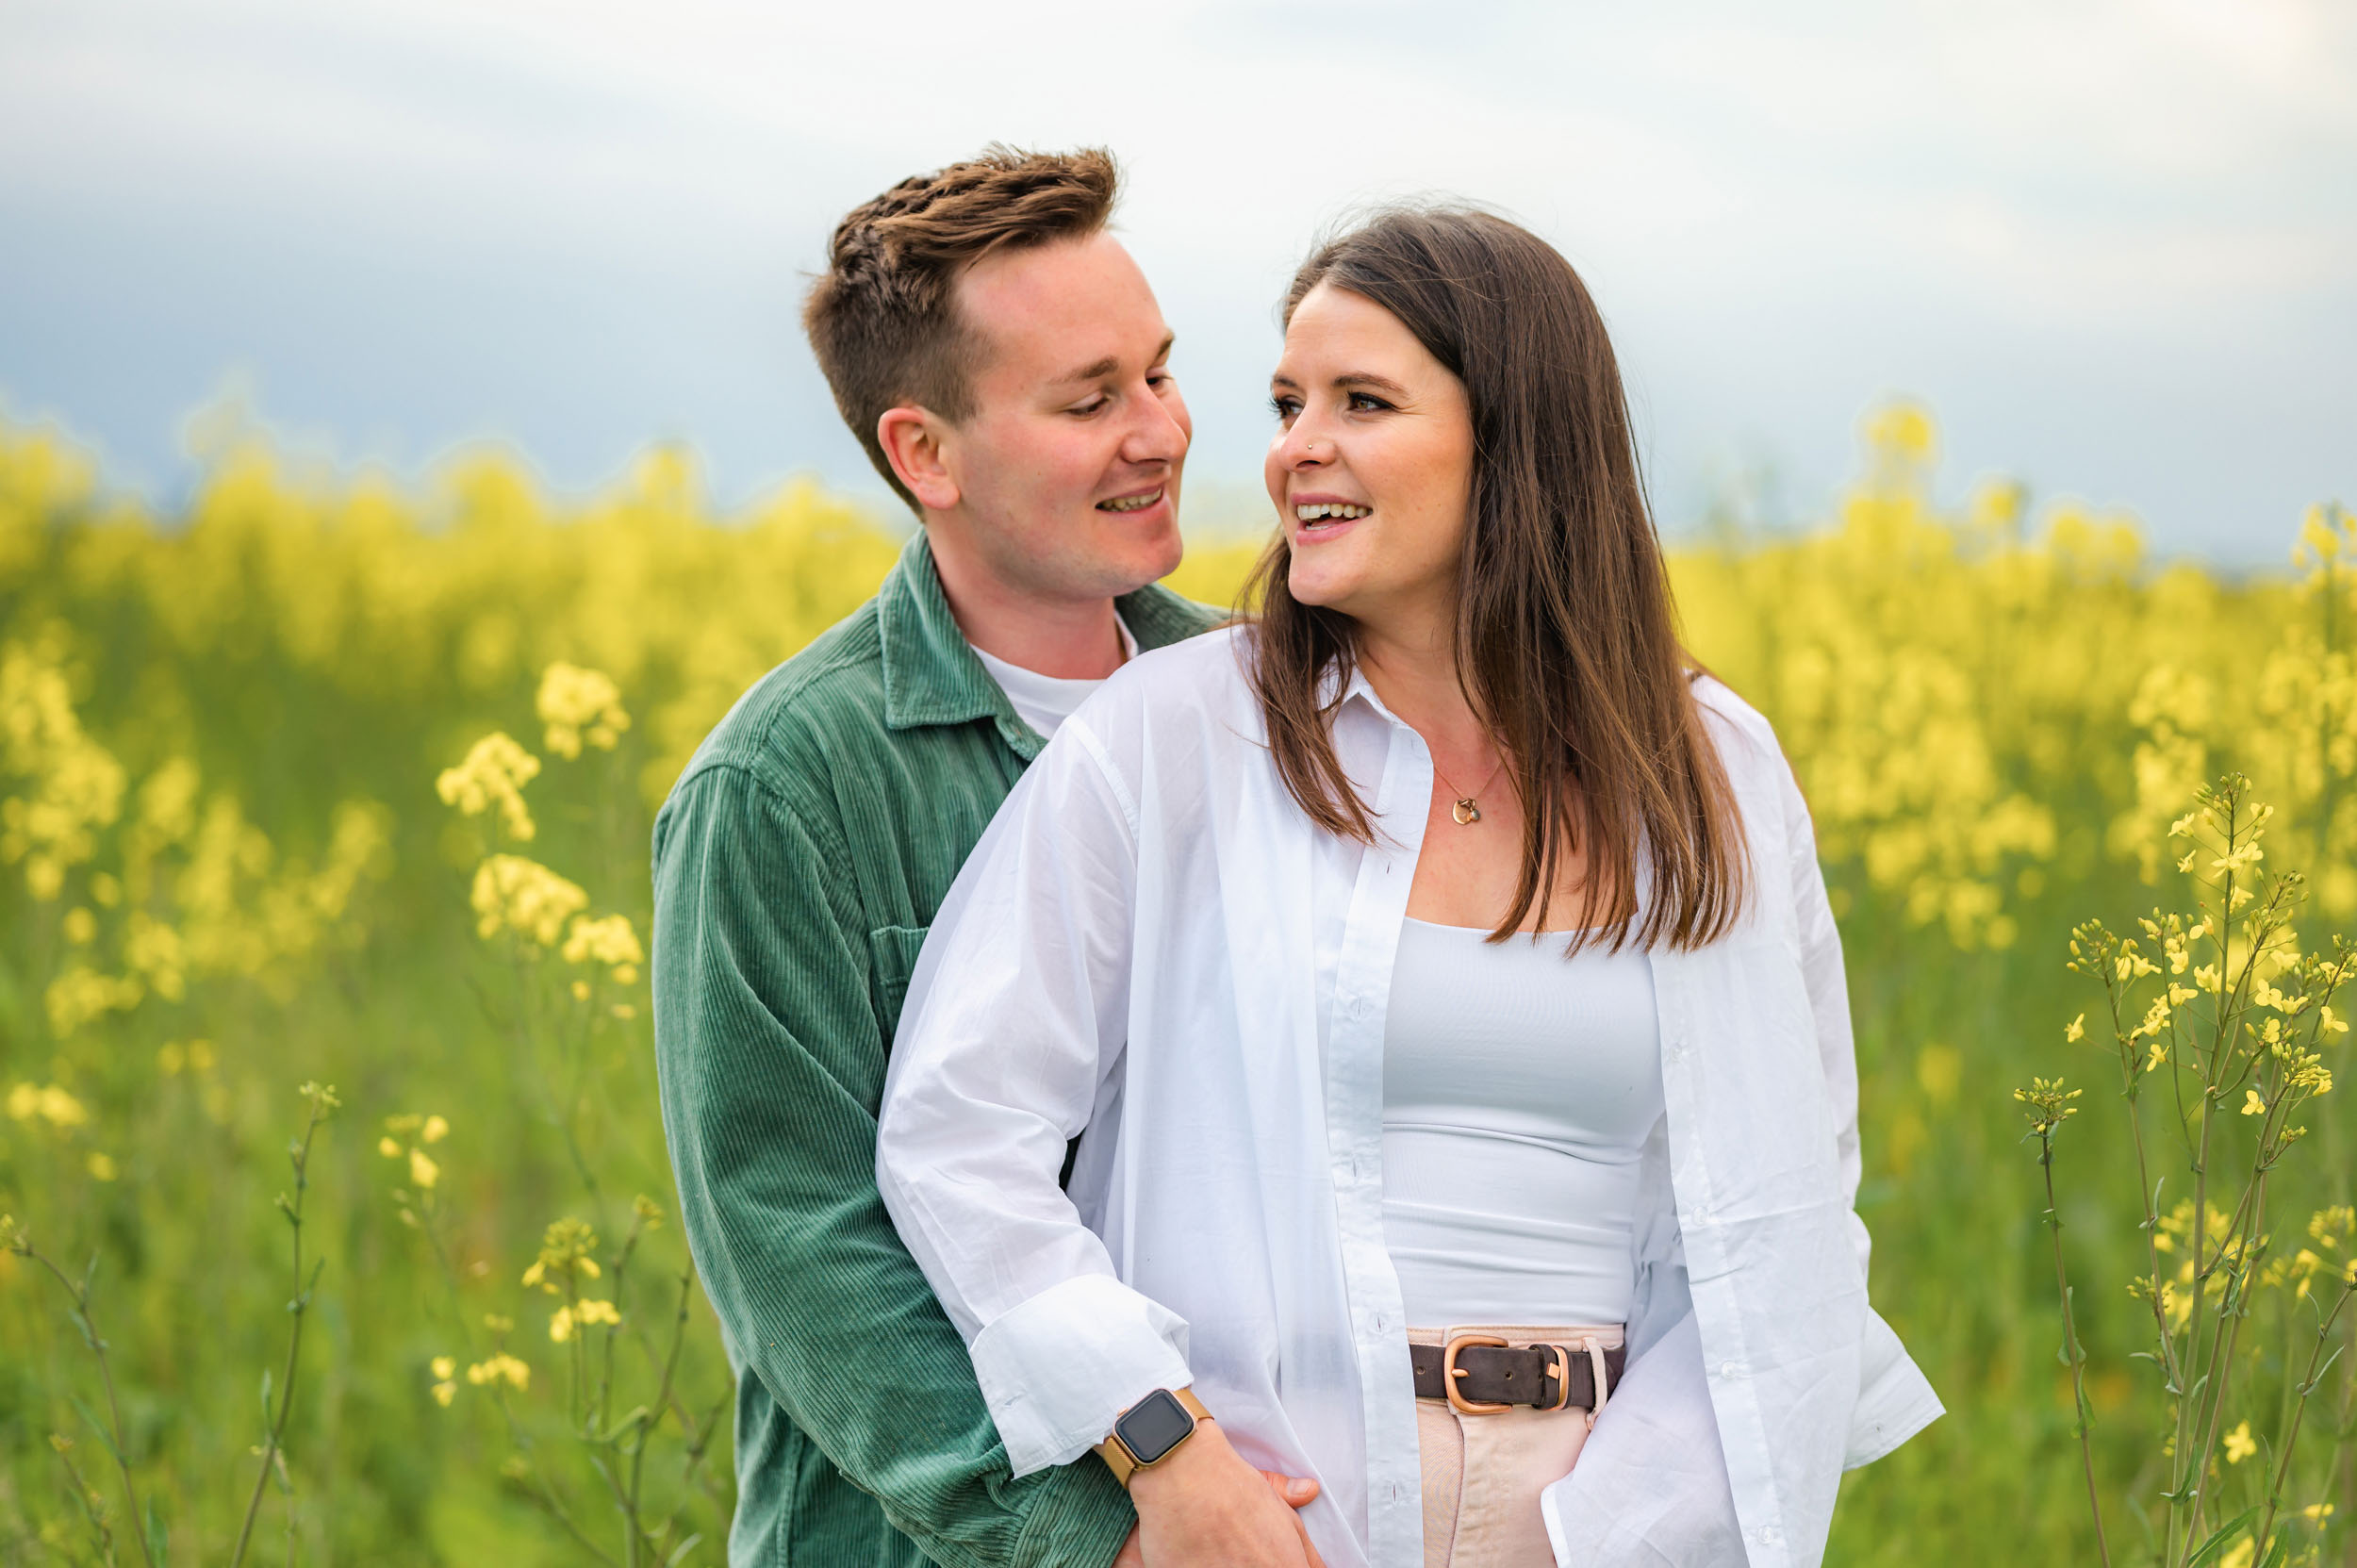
[1115, 1388, 1196, 1465]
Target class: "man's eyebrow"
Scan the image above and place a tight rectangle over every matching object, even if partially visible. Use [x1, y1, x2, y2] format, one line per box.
[1054, 336, 1176, 385]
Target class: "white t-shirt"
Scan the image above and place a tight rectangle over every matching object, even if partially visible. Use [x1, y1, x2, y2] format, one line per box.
[968, 616, 1138, 741]
[1381, 916, 1663, 1327]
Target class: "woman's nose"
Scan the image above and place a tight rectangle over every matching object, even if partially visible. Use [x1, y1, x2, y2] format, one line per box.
[1277, 413, 1332, 469]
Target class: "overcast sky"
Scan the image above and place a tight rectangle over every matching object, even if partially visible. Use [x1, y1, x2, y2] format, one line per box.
[2, 0, 2351, 560]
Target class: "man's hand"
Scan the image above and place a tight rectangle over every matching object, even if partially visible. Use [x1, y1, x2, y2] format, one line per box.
[1110, 1462, 1319, 1568]
[1113, 1421, 1326, 1567]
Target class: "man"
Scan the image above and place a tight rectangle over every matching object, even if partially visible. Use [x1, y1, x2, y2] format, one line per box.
[652, 148, 1317, 1567]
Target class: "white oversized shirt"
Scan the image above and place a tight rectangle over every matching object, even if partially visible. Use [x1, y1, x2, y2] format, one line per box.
[877, 628, 1942, 1568]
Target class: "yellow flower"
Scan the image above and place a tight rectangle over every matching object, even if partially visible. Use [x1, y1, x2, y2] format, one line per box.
[562, 913, 644, 974]
[2064, 1014, 2084, 1043]
[1916, 1044, 1960, 1105]
[2218, 1540, 2254, 1568]
[8, 1082, 90, 1130]
[2302, 1501, 2335, 1525]
[524, 1217, 602, 1295]
[575, 1298, 620, 1328]
[2241, 1089, 2267, 1116]
[431, 1356, 456, 1380]
[61, 906, 95, 944]
[434, 732, 540, 841]
[549, 1305, 576, 1344]
[420, 1114, 448, 1145]
[431, 1380, 456, 1407]
[85, 1152, 116, 1181]
[2013, 1078, 2081, 1137]
[465, 1353, 530, 1392]
[408, 1147, 440, 1191]
[378, 1135, 402, 1159]
[2222, 1421, 2256, 1463]
[470, 854, 588, 947]
[536, 663, 632, 759]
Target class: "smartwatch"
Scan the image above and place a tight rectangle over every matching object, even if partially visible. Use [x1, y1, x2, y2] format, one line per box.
[1094, 1387, 1212, 1487]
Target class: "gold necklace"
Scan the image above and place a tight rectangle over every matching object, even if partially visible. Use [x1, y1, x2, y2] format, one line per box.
[1432, 751, 1507, 826]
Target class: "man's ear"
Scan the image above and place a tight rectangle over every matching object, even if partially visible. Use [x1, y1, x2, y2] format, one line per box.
[877, 406, 961, 514]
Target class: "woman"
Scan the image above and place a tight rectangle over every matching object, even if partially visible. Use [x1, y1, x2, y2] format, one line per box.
[877, 206, 1940, 1568]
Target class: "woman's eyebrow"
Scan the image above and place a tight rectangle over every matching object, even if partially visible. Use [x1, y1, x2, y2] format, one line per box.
[1334, 371, 1409, 395]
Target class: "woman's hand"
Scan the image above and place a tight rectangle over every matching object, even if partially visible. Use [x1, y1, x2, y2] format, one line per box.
[1116, 1421, 1327, 1567]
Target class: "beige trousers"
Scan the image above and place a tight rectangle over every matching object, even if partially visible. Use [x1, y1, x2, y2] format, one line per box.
[1409, 1323, 1624, 1568]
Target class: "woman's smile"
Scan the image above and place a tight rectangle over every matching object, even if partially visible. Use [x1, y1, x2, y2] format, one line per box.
[1288, 491, 1373, 543]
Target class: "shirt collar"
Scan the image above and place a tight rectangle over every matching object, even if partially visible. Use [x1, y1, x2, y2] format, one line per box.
[876, 529, 1221, 759]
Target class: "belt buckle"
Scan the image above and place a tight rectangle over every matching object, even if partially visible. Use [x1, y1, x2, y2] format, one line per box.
[1539, 1344, 1574, 1412]
[1442, 1333, 1510, 1415]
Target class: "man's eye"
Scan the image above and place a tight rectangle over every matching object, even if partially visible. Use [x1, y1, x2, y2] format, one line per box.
[1071, 396, 1110, 417]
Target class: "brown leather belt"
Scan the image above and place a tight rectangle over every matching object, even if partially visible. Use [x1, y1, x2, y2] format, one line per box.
[1410, 1334, 1625, 1415]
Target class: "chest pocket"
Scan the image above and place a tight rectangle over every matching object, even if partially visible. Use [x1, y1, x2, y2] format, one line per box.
[865, 924, 931, 1042]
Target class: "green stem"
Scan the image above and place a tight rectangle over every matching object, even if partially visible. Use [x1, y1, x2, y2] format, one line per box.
[2256, 1283, 2355, 1562]
[21, 1249, 157, 1568]
[232, 1106, 328, 1568]
[2042, 1131, 2113, 1568]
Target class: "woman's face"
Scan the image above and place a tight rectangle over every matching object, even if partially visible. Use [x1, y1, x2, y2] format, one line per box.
[1264, 283, 1475, 635]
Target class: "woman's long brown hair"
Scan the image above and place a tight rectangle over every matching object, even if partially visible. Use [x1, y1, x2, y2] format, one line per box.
[1244, 206, 1747, 950]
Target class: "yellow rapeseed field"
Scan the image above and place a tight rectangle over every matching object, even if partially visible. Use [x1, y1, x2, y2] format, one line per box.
[0, 402, 2350, 1564]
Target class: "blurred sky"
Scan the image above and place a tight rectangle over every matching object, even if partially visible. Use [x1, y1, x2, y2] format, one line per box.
[1, 0, 2351, 560]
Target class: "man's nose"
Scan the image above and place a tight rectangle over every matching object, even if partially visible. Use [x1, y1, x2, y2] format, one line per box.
[1121, 382, 1189, 466]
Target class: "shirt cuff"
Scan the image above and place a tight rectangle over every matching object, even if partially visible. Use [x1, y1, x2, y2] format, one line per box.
[1844, 1307, 1944, 1469]
[970, 1273, 1194, 1477]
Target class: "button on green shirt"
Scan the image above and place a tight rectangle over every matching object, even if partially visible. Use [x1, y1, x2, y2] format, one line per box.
[651, 532, 1223, 1568]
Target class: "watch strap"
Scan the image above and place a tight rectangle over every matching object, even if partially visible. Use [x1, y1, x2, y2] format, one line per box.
[1094, 1386, 1211, 1488]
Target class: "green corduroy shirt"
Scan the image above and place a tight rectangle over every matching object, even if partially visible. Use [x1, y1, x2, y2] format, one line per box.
[651, 531, 1224, 1568]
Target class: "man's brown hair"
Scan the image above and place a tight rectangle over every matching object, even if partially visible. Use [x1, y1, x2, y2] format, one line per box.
[803, 146, 1120, 510]
[1244, 206, 1749, 952]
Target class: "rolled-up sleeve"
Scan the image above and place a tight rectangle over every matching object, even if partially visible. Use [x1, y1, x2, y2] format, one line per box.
[878, 718, 1194, 1477]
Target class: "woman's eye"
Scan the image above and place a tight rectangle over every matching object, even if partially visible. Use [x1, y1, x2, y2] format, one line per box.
[1269, 394, 1300, 421]
[1347, 392, 1393, 413]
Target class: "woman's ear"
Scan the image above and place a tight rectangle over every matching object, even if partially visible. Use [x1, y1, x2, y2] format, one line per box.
[877, 406, 961, 514]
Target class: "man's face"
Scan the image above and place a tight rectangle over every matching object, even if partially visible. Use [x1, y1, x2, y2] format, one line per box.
[931, 232, 1190, 603]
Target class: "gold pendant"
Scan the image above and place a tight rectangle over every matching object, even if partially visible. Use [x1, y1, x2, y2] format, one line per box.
[1451, 798, 1480, 825]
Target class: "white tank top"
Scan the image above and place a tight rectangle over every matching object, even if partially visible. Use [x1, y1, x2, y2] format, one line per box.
[1381, 917, 1664, 1327]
